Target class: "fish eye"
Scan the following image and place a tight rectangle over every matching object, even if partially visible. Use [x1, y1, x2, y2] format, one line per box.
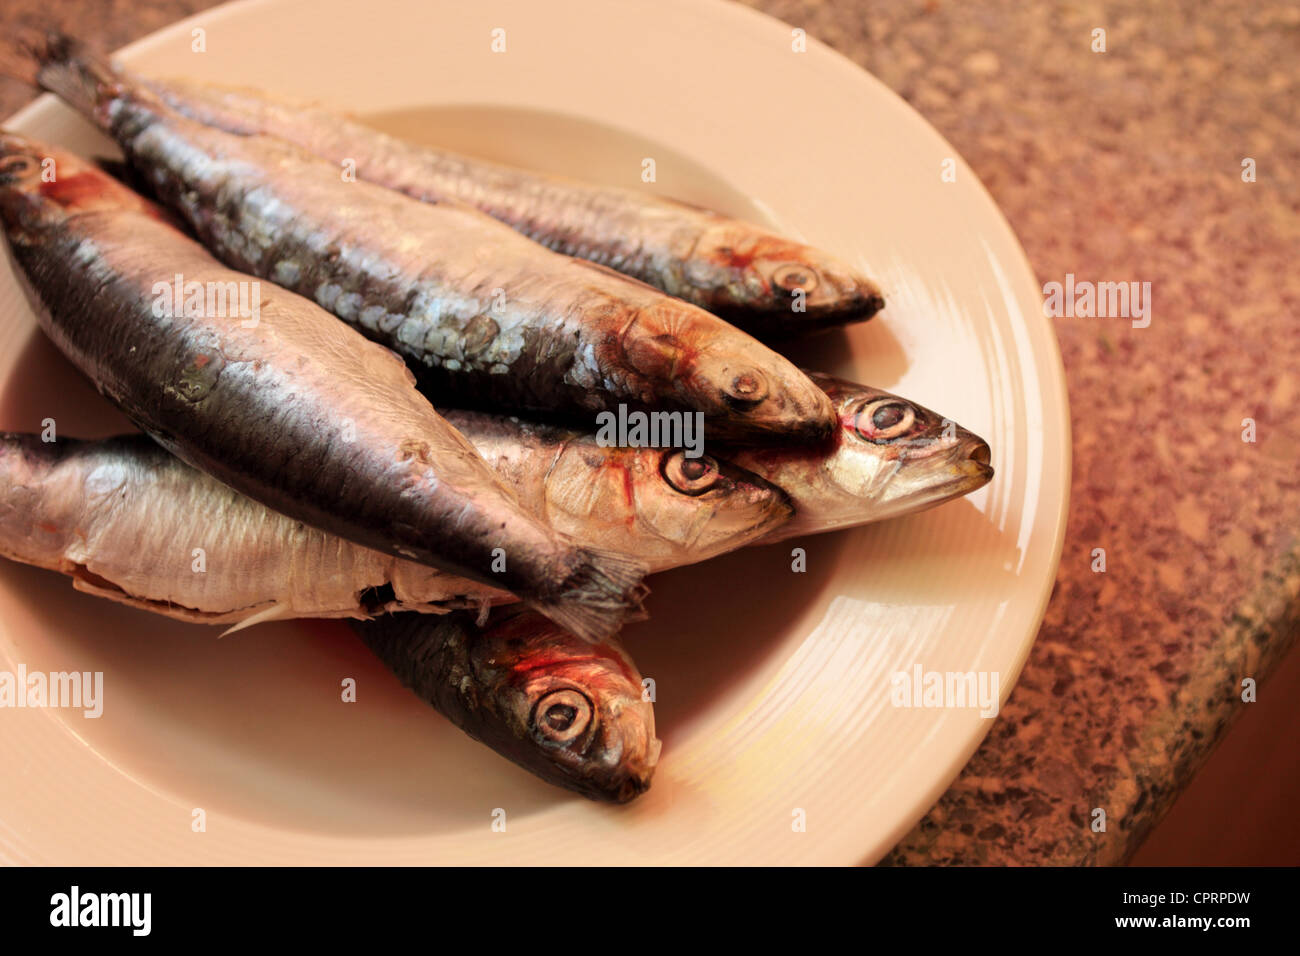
[0, 155, 36, 180]
[853, 399, 916, 442]
[661, 451, 721, 496]
[724, 368, 768, 406]
[772, 263, 820, 294]
[532, 689, 593, 745]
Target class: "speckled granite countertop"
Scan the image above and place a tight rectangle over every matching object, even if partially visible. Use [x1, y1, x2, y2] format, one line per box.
[3, 0, 1297, 865]
[751, 0, 1300, 865]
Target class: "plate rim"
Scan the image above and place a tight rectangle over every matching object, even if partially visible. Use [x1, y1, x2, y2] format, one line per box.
[0, 0, 1072, 865]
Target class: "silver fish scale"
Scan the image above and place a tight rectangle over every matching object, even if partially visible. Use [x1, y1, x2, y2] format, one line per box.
[123, 112, 673, 412]
[384, 143, 691, 293]
[140, 75, 887, 342]
[84, 82, 843, 444]
[1, 141, 637, 613]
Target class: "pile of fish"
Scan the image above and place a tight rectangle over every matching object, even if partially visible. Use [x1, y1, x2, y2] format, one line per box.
[0, 33, 993, 802]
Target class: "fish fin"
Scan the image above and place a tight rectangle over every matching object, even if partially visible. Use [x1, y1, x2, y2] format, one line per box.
[527, 547, 648, 643]
[1, 30, 125, 122]
[219, 602, 292, 637]
[622, 603, 652, 625]
[66, 575, 217, 625]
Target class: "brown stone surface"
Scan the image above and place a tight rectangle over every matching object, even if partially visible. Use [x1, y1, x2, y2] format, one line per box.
[2, 0, 1296, 865]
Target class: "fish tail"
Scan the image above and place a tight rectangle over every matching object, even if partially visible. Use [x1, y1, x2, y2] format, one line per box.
[528, 547, 649, 643]
[218, 602, 292, 636]
[0, 30, 124, 127]
[0, 33, 39, 88]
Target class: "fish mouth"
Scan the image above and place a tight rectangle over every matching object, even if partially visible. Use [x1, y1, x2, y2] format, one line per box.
[789, 269, 885, 323]
[602, 755, 659, 804]
[895, 436, 994, 511]
[952, 455, 994, 491]
[710, 293, 883, 341]
[804, 289, 886, 325]
[710, 274, 884, 340]
[964, 437, 993, 474]
[791, 432, 992, 534]
[582, 699, 660, 803]
[552, 717, 660, 804]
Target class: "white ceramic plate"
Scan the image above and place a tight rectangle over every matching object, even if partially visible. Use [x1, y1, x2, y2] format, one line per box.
[0, 0, 1069, 865]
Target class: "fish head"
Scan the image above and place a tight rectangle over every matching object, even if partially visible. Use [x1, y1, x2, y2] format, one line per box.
[0, 132, 160, 235]
[0, 132, 53, 230]
[686, 222, 884, 334]
[469, 609, 659, 803]
[621, 301, 837, 442]
[0, 132, 45, 177]
[0, 433, 81, 563]
[730, 373, 993, 537]
[543, 440, 793, 569]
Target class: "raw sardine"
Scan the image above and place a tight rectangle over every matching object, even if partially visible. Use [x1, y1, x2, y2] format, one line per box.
[141, 75, 885, 339]
[353, 607, 659, 802]
[13, 36, 837, 442]
[0, 429, 786, 627]
[730, 373, 994, 540]
[442, 408, 792, 568]
[0, 135, 645, 641]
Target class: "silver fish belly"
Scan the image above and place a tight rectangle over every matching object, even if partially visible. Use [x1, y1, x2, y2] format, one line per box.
[0, 421, 788, 627]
